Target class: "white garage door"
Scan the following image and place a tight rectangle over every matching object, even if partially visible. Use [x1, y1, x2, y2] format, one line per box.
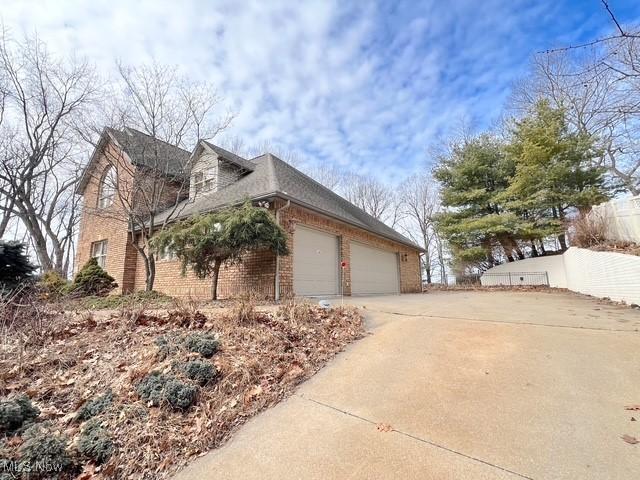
[293, 225, 339, 296]
[351, 242, 399, 295]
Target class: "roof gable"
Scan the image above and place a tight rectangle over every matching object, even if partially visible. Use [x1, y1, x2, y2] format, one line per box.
[76, 127, 192, 194]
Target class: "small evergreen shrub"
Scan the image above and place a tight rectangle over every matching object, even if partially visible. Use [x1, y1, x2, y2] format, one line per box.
[39, 271, 70, 299]
[77, 420, 113, 464]
[180, 360, 218, 386]
[19, 423, 73, 475]
[136, 372, 168, 407]
[163, 379, 197, 410]
[71, 258, 118, 296]
[154, 335, 178, 361]
[183, 333, 219, 358]
[0, 395, 40, 434]
[136, 372, 198, 410]
[76, 391, 113, 421]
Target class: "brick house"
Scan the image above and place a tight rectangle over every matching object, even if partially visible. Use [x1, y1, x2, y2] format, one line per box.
[75, 127, 423, 299]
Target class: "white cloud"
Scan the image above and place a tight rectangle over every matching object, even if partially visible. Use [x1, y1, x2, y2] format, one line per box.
[2, 0, 631, 184]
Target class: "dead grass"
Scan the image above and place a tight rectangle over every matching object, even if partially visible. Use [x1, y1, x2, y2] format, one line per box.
[0, 297, 364, 479]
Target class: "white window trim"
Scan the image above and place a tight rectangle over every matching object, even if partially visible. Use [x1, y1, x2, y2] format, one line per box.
[98, 167, 117, 208]
[192, 167, 216, 196]
[91, 240, 108, 269]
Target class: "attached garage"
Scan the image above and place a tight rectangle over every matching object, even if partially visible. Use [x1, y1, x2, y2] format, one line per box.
[350, 242, 400, 295]
[293, 225, 340, 296]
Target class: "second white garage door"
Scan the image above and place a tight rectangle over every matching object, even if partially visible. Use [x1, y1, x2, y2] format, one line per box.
[293, 225, 339, 296]
[351, 242, 400, 295]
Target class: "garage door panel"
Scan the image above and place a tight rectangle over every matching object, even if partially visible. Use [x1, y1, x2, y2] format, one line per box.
[293, 226, 339, 296]
[351, 243, 399, 295]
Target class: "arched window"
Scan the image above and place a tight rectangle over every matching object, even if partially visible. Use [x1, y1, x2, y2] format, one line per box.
[98, 166, 117, 208]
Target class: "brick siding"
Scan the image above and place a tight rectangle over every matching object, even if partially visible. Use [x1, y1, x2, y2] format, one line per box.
[76, 143, 422, 299]
[274, 200, 422, 297]
[75, 143, 138, 292]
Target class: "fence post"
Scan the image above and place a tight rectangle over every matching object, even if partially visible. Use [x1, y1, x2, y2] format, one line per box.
[545, 271, 549, 287]
[509, 272, 512, 286]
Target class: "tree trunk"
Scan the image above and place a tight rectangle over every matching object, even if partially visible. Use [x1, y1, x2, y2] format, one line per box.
[539, 240, 546, 255]
[513, 242, 525, 260]
[211, 258, 222, 300]
[146, 254, 156, 291]
[531, 242, 539, 257]
[424, 257, 432, 284]
[498, 239, 514, 262]
[557, 234, 567, 251]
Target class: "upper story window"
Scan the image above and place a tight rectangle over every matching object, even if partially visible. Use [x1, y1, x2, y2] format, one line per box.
[192, 168, 215, 195]
[91, 240, 108, 268]
[98, 166, 117, 208]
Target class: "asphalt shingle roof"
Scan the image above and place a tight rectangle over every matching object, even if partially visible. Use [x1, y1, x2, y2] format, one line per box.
[153, 151, 421, 250]
[109, 127, 192, 177]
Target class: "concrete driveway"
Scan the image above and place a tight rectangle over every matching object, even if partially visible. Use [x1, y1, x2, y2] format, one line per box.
[175, 291, 640, 480]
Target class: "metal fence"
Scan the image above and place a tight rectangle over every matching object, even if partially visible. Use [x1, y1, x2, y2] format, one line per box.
[424, 272, 550, 287]
[480, 272, 549, 287]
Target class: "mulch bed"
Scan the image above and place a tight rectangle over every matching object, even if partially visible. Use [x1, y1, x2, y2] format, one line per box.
[0, 299, 364, 479]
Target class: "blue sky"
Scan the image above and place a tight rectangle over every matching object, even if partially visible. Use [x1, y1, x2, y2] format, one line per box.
[3, 0, 640, 183]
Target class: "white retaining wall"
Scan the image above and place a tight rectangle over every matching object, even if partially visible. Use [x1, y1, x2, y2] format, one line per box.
[481, 255, 566, 288]
[481, 247, 640, 304]
[591, 196, 640, 243]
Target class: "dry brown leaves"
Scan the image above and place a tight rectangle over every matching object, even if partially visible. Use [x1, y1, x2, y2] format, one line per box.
[375, 423, 393, 432]
[0, 300, 365, 479]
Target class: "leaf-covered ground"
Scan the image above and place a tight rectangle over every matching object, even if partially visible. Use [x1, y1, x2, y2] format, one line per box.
[0, 299, 364, 479]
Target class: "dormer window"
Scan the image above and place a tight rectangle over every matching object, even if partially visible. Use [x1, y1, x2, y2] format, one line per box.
[193, 168, 215, 195]
[98, 166, 117, 208]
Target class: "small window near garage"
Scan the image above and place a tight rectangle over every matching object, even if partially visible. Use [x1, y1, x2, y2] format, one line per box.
[91, 240, 108, 268]
[98, 166, 117, 208]
[157, 245, 177, 262]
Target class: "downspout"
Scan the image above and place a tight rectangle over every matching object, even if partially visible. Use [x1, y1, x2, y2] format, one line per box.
[274, 199, 291, 301]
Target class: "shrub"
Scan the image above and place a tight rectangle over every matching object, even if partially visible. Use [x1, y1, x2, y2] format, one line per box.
[136, 372, 168, 407]
[180, 360, 218, 386]
[0, 395, 40, 434]
[163, 379, 197, 410]
[277, 298, 315, 324]
[230, 296, 259, 324]
[136, 372, 198, 410]
[76, 391, 113, 422]
[39, 270, 70, 299]
[571, 213, 607, 248]
[77, 419, 113, 464]
[19, 423, 73, 476]
[71, 258, 118, 296]
[0, 241, 36, 291]
[183, 333, 219, 358]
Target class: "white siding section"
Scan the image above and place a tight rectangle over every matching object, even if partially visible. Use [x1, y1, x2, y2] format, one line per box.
[591, 195, 640, 243]
[482, 247, 640, 304]
[189, 148, 244, 199]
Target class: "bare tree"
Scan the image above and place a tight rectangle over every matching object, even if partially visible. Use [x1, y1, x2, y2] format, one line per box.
[0, 29, 97, 273]
[341, 173, 395, 222]
[397, 173, 446, 284]
[89, 62, 232, 291]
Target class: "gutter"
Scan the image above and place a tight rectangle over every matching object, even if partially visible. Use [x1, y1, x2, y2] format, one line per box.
[274, 199, 291, 301]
